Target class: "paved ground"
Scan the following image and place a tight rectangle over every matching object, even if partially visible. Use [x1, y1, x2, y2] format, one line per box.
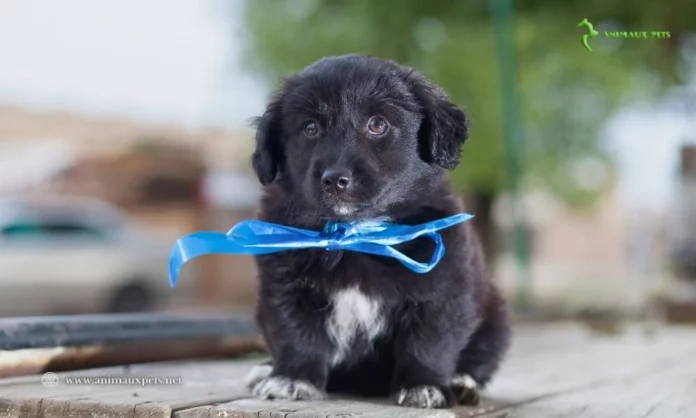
[1, 322, 695, 417]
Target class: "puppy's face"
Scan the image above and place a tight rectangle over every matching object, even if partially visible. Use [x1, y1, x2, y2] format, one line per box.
[252, 55, 469, 220]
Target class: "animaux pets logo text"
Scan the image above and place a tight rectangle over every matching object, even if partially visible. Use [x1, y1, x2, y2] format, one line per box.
[576, 18, 671, 52]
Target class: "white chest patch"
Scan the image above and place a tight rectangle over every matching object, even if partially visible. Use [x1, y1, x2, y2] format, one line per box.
[326, 287, 385, 366]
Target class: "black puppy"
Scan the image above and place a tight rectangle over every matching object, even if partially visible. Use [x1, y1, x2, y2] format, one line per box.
[245, 55, 510, 409]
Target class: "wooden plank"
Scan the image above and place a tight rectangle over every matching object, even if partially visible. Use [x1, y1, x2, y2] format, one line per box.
[0, 359, 259, 418]
[0, 359, 257, 403]
[0, 337, 263, 379]
[0, 398, 41, 418]
[176, 398, 461, 418]
[0, 398, 168, 417]
[0, 397, 172, 418]
[1, 323, 695, 418]
[67, 379, 249, 411]
[481, 350, 696, 417]
[174, 324, 696, 418]
[484, 323, 696, 402]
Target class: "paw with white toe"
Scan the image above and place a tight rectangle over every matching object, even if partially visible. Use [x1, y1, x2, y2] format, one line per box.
[395, 385, 449, 409]
[251, 376, 326, 401]
[451, 374, 481, 405]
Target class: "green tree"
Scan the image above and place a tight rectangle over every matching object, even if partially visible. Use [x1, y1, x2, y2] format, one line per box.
[238, 0, 693, 258]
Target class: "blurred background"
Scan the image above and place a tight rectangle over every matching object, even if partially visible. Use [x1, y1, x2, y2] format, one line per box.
[0, 0, 695, 324]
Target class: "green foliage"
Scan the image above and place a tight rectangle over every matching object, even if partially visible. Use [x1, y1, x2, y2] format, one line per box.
[240, 0, 687, 208]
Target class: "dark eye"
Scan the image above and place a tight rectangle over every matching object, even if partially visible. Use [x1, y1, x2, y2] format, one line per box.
[367, 116, 389, 136]
[303, 120, 319, 137]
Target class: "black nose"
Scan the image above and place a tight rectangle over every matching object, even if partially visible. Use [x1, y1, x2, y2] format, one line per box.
[321, 169, 351, 192]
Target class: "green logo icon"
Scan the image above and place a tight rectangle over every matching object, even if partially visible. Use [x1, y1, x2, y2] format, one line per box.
[576, 18, 599, 52]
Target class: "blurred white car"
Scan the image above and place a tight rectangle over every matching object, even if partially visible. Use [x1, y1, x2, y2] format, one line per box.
[0, 195, 195, 316]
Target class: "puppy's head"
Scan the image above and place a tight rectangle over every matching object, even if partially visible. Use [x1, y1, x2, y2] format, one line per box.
[252, 55, 469, 220]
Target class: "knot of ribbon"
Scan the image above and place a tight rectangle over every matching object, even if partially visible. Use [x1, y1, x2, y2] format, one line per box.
[168, 212, 474, 287]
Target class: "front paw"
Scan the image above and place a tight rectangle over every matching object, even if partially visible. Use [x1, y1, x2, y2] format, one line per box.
[451, 374, 481, 406]
[394, 385, 452, 409]
[252, 376, 327, 401]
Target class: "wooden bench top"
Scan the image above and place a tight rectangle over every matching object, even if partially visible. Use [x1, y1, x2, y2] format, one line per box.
[1, 322, 695, 417]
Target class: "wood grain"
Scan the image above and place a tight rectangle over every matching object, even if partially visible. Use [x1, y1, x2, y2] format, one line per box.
[0, 323, 694, 418]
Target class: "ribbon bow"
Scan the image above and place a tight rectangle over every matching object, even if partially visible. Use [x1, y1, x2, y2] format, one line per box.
[168, 212, 474, 287]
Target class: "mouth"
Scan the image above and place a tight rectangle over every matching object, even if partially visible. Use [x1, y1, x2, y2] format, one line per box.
[319, 188, 390, 220]
[332, 202, 358, 216]
[319, 195, 367, 219]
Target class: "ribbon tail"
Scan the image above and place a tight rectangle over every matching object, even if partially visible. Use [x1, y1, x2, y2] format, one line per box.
[230, 220, 320, 242]
[229, 220, 326, 249]
[168, 231, 282, 288]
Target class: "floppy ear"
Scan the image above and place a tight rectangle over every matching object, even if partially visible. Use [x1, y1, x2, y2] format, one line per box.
[406, 72, 469, 170]
[251, 90, 286, 185]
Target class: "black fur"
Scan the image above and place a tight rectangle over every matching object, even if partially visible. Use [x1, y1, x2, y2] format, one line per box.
[249, 55, 510, 408]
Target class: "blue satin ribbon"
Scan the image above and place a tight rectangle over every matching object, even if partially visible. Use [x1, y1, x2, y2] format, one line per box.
[168, 212, 474, 287]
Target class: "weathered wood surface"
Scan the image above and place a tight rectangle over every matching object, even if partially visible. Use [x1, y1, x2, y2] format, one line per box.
[1, 322, 695, 418]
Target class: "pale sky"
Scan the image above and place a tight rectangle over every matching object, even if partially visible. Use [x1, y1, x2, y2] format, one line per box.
[606, 103, 693, 212]
[0, 0, 692, 211]
[0, 0, 267, 127]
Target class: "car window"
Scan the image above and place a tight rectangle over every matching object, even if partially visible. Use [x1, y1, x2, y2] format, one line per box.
[1, 222, 43, 238]
[0, 221, 106, 241]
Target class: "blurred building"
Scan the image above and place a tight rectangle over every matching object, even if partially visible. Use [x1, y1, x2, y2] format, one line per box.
[0, 105, 254, 164]
[0, 106, 261, 310]
[0, 140, 75, 194]
[674, 145, 696, 263]
[661, 145, 696, 321]
[494, 183, 658, 314]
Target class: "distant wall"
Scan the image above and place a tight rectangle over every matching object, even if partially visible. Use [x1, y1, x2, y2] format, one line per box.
[495, 186, 638, 312]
